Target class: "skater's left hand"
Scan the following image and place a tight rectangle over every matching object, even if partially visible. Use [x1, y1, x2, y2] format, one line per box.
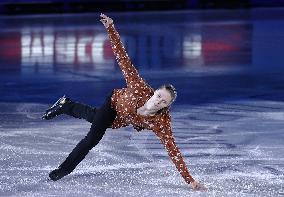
[100, 13, 113, 28]
[190, 181, 207, 191]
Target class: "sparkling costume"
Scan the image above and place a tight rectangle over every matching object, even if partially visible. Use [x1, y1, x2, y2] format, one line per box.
[107, 24, 195, 184]
[46, 22, 195, 184]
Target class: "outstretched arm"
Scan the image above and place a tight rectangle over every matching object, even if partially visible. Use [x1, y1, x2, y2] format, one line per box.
[154, 122, 207, 191]
[100, 13, 143, 88]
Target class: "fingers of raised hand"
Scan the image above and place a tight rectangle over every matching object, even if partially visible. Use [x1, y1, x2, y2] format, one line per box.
[100, 13, 113, 28]
[100, 13, 107, 18]
[100, 13, 110, 20]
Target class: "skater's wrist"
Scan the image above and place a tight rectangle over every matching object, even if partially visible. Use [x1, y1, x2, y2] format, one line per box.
[186, 176, 195, 184]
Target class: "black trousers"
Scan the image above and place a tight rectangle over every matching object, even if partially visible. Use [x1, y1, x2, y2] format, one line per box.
[58, 93, 117, 173]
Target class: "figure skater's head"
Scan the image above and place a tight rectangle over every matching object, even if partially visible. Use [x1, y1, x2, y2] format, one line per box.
[145, 84, 177, 114]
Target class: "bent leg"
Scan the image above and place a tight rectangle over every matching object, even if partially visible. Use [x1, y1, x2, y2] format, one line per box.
[49, 94, 117, 180]
[64, 101, 97, 123]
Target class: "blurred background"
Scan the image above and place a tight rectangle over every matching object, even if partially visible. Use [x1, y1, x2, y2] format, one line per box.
[1, 0, 284, 105]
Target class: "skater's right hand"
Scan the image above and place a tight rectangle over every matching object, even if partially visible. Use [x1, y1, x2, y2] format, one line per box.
[100, 13, 113, 28]
[190, 181, 207, 191]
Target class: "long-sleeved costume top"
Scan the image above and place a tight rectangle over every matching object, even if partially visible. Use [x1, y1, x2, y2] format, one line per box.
[106, 23, 195, 184]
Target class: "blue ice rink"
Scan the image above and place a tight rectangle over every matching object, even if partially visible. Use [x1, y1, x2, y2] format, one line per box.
[0, 9, 284, 196]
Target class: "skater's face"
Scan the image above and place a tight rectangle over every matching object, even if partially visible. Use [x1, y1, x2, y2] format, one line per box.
[145, 88, 173, 112]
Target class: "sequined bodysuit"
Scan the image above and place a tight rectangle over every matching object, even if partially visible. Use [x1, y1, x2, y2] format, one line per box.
[107, 24, 195, 184]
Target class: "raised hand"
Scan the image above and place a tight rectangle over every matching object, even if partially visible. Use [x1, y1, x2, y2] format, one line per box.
[100, 13, 113, 28]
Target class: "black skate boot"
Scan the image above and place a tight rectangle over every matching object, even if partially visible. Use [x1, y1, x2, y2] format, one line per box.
[42, 95, 70, 120]
[49, 167, 70, 181]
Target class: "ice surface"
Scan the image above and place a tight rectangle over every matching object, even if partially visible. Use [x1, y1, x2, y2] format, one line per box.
[0, 100, 283, 197]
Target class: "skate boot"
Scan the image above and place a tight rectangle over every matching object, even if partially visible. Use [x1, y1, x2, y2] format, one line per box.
[42, 95, 70, 120]
[49, 167, 70, 181]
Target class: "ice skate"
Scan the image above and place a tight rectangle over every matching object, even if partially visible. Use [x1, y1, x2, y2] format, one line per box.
[49, 167, 70, 181]
[42, 95, 69, 120]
